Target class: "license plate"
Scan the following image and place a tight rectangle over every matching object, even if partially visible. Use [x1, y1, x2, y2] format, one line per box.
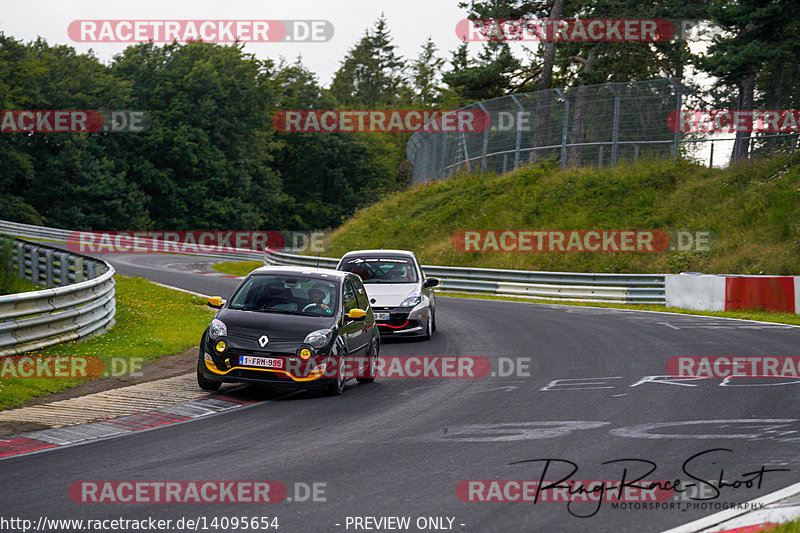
[240, 356, 284, 369]
[374, 312, 390, 321]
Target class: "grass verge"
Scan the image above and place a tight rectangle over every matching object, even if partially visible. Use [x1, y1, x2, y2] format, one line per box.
[438, 291, 800, 326]
[0, 275, 216, 411]
[769, 519, 800, 532]
[212, 261, 262, 277]
[0, 277, 42, 295]
[321, 153, 800, 275]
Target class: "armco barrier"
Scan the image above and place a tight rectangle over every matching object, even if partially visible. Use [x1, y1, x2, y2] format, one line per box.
[1, 238, 116, 357]
[263, 249, 666, 304]
[0, 220, 266, 262]
[666, 273, 800, 313]
[0, 219, 667, 305]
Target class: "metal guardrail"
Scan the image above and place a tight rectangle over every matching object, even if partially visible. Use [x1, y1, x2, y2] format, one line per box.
[1, 238, 116, 357]
[0, 220, 267, 262]
[263, 249, 666, 304]
[0, 219, 665, 312]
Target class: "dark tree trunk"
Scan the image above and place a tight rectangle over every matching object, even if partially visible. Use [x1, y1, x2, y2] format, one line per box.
[732, 73, 755, 162]
[567, 45, 599, 167]
[531, 0, 564, 158]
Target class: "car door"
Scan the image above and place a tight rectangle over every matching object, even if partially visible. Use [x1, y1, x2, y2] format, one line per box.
[352, 275, 376, 376]
[416, 255, 435, 311]
[341, 278, 369, 358]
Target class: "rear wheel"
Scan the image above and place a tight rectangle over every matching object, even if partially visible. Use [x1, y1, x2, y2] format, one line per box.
[357, 338, 379, 384]
[197, 357, 221, 392]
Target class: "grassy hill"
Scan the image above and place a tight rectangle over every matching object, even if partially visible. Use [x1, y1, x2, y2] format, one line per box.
[321, 153, 800, 275]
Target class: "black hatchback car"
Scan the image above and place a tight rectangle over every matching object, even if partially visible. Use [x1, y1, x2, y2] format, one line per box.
[197, 266, 379, 395]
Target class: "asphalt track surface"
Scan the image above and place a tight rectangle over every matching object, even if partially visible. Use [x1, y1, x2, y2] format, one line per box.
[2, 250, 800, 533]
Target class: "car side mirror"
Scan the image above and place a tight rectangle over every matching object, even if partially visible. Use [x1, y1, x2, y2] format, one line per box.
[346, 308, 367, 321]
[423, 278, 439, 288]
[207, 297, 224, 309]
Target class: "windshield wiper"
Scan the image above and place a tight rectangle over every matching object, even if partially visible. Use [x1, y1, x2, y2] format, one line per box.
[229, 304, 258, 311]
[256, 308, 310, 316]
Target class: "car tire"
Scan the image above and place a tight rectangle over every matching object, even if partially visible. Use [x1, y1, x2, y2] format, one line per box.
[197, 357, 221, 392]
[431, 308, 437, 332]
[325, 353, 347, 396]
[423, 311, 433, 340]
[357, 338, 379, 384]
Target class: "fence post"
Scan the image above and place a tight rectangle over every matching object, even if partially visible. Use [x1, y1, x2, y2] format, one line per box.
[440, 133, 447, 178]
[477, 102, 490, 172]
[607, 83, 620, 168]
[555, 89, 569, 169]
[510, 95, 524, 169]
[668, 78, 682, 159]
[709, 141, 714, 168]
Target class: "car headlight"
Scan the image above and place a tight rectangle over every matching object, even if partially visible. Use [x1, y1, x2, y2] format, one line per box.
[399, 291, 422, 307]
[303, 329, 333, 349]
[209, 319, 227, 339]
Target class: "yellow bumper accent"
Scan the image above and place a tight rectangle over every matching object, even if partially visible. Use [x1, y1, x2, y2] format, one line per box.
[203, 359, 326, 382]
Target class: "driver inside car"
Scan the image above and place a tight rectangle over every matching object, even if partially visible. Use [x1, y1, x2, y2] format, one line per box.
[303, 286, 332, 314]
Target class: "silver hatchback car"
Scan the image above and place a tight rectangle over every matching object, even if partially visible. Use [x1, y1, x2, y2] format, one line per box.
[336, 250, 439, 340]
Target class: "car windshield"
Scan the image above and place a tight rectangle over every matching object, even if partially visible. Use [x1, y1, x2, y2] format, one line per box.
[227, 275, 338, 317]
[340, 256, 418, 284]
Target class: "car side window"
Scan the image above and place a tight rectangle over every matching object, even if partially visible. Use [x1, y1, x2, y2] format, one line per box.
[343, 280, 358, 312]
[353, 277, 370, 310]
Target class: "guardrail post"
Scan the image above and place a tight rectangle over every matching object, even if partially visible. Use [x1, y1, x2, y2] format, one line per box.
[16, 242, 25, 279]
[87, 261, 96, 280]
[30, 247, 40, 285]
[57, 252, 68, 285]
[44, 249, 54, 287]
[74, 256, 84, 283]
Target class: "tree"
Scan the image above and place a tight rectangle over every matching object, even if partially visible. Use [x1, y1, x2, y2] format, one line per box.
[411, 37, 445, 107]
[329, 15, 407, 108]
[696, 0, 800, 162]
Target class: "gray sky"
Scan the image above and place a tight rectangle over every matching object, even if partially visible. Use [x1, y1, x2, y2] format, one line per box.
[0, 0, 473, 85]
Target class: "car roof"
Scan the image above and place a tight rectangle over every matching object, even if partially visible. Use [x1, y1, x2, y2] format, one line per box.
[339, 249, 416, 258]
[249, 265, 350, 280]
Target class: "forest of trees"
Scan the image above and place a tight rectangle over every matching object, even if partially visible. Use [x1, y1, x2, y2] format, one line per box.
[1, 0, 798, 231]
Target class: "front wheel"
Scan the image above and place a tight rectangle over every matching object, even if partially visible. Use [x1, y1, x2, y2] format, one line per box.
[357, 338, 379, 384]
[325, 354, 347, 396]
[197, 358, 221, 392]
[423, 311, 433, 340]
